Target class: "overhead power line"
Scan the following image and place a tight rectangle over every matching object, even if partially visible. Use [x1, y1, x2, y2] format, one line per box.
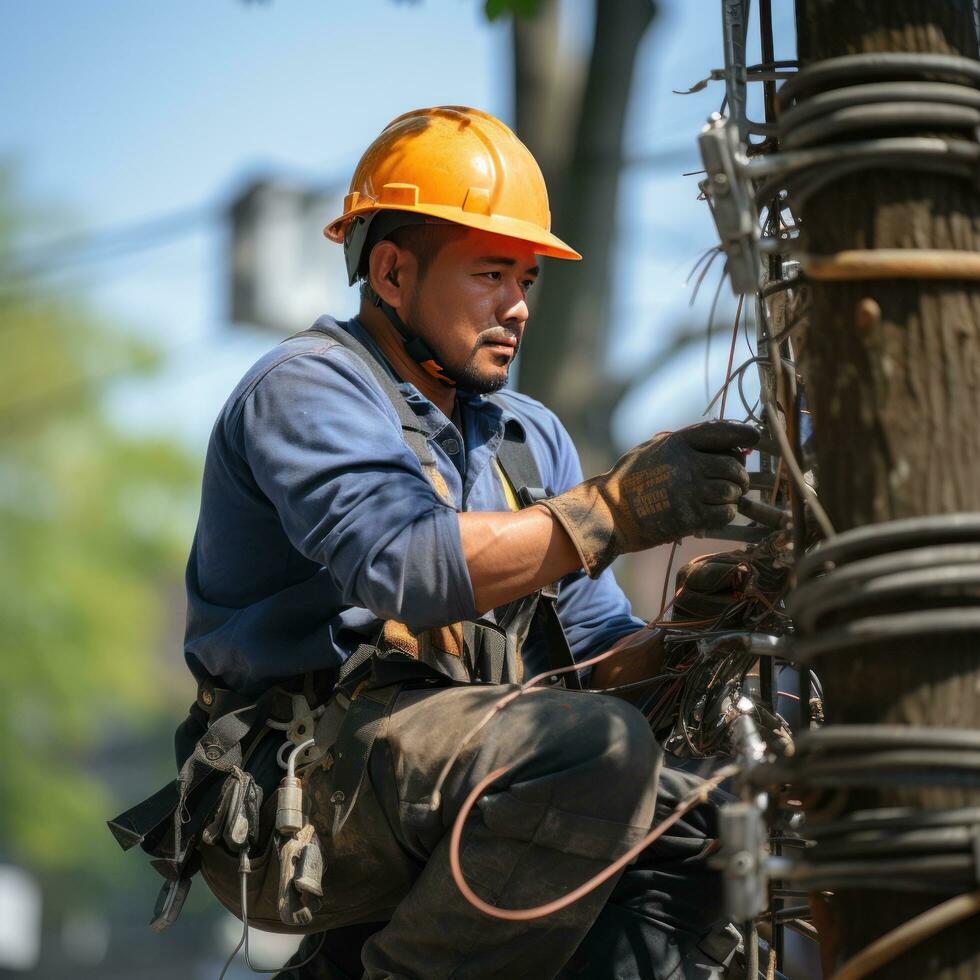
[1, 204, 219, 284]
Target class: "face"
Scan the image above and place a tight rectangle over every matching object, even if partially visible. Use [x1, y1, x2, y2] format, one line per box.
[402, 228, 540, 393]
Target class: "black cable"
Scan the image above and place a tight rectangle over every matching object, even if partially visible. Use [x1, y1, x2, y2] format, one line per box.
[752, 725, 980, 788]
[588, 671, 681, 696]
[752, 727, 980, 894]
[783, 101, 980, 149]
[785, 514, 980, 659]
[777, 52, 980, 106]
[779, 81, 980, 133]
[761, 276, 802, 297]
[789, 543, 980, 631]
[749, 136, 980, 204]
[813, 806, 980, 840]
[785, 725, 980, 752]
[796, 514, 980, 581]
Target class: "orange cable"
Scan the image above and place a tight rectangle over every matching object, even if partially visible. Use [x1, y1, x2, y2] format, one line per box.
[449, 764, 739, 922]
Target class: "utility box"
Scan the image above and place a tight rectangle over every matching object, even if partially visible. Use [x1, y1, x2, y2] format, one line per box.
[228, 178, 356, 334]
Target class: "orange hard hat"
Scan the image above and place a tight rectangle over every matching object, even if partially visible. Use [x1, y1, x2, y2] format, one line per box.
[324, 106, 581, 274]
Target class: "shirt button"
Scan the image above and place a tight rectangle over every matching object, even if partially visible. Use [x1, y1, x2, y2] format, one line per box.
[440, 437, 461, 456]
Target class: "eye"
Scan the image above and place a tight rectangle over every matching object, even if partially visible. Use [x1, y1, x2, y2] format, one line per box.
[482, 270, 502, 281]
[521, 279, 535, 292]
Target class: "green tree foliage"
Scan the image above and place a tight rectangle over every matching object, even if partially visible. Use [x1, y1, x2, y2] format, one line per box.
[483, 0, 542, 20]
[0, 170, 198, 885]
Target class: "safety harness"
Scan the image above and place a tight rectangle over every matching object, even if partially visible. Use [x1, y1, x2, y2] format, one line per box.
[108, 318, 581, 930]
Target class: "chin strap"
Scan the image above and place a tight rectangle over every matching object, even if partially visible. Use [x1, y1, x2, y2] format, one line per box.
[377, 298, 456, 387]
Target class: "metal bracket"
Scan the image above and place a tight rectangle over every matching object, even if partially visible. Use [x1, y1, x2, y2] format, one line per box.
[718, 801, 769, 923]
[699, 113, 762, 294]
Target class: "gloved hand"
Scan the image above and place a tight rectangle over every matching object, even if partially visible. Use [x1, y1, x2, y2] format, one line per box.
[672, 543, 791, 623]
[671, 551, 750, 622]
[540, 420, 759, 578]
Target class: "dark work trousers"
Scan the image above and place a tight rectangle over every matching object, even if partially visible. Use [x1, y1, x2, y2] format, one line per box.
[268, 684, 726, 980]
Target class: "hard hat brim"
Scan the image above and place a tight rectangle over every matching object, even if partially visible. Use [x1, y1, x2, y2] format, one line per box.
[324, 205, 581, 261]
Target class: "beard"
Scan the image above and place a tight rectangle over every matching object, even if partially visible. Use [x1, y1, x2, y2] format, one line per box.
[405, 292, 518, 394]
[449, 344, 515, 393]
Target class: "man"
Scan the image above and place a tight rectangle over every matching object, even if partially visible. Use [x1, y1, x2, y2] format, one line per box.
[118, 106, 756, 979]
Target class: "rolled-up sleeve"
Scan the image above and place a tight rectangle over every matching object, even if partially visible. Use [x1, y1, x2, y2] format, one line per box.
[240, 347, 478, 631]
[544, 415, 646, 663]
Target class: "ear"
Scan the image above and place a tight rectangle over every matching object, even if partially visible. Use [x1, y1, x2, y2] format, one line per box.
[368, 241, 412, 308]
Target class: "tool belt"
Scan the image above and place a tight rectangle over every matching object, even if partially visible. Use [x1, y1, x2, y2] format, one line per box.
[107, 624, 549, 931]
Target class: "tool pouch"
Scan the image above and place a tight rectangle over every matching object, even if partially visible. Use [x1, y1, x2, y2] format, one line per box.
[277, 823, 325, 927]
[107, 687, 286, 931]
[203, 767, 263, 852]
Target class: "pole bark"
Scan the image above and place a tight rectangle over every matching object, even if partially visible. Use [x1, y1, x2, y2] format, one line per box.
[793, 2, 980, 976]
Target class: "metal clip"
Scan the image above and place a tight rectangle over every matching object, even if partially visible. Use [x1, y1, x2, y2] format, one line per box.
[277, 823, 325, 927]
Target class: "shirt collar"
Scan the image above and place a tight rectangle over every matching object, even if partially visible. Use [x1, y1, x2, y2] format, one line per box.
[457, 389, 528, 443]
[344, 316, 528, 442]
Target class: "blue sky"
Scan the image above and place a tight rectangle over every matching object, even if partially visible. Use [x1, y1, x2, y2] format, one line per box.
[3, 0, 795, 453]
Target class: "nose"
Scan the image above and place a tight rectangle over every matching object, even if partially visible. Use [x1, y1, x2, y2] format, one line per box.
[497, 280, 530, 332]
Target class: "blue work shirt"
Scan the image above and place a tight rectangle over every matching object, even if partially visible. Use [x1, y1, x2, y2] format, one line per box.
[184, 316, 643, 695]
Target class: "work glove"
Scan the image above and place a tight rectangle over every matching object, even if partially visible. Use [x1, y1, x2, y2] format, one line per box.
[672, 543, 791, 623]
[540, 420, 759, 578]
[672, 551, 750, 622]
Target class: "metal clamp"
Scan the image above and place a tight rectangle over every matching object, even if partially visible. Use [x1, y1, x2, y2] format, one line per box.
[718, 801, 769, 923]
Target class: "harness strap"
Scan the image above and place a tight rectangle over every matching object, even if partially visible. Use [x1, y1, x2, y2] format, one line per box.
[492, 424, 583, 690]
[329, 681, 403, 837]
[337, 641, 379, 690]
[290, 319, 436, 472]
[293, 321, 579, 690]
[492, 423, 547, 502]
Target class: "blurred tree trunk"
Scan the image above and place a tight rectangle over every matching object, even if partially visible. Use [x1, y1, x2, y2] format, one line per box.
[512, 0, 658, 475]
[794, 1, 980, 976]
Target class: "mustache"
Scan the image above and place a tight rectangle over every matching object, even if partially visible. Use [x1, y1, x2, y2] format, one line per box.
[476, 325, 521, 350]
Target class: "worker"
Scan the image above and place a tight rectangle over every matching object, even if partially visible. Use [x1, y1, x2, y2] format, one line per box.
[110, 106, 757, 979]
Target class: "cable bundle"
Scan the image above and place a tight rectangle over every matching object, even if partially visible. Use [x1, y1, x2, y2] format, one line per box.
[750, 53, 980, 209]
[787, 513, 980, 662]
[749, 725, 980, 895]
[636, 534, 793, 757]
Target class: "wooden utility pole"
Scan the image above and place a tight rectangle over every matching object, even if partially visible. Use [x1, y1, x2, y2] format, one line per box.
[794, 1, 980, 975]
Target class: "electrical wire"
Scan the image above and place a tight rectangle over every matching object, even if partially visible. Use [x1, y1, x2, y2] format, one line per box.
[217, 850, 327, 979]
[829, 890, 980, 980]
[1, 204, 216, 285]
[762, 323, 836, 538]
[448, 763, 739, 922]
[428, 554, 738, 812]
[718, 294, 744, 419]
[686, 245, 723, 298]
[760, 390, 835, 539]
[702, 261, 729, 402]
[218, 739, 322, 978]
[659, 541, 680, 619]
[426, 635, 652, 811]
